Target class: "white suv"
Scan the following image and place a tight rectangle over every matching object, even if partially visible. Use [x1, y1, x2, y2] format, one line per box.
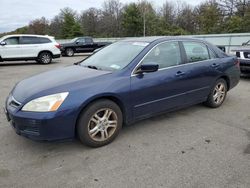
[0, 34, 61, 64]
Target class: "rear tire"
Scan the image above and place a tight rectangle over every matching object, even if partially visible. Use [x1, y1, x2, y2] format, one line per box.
[77, 99, 123, 147]
[65, 48, 74, 57]
[38, 52, 52, 64]
[204, 78, 227, 108]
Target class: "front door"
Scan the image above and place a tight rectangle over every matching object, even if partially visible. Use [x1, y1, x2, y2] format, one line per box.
[130, 41, 190, 119]
[0, 37, 20, 59]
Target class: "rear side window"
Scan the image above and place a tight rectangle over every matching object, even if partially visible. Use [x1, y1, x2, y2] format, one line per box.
[183, 42, 210, 63]
[20, 37, 51, 44]
[208, 48, 217, 59]
[38, 37, 51, 43]
[85, 38, 92, 43]
[4, 37, 19, 45]
[20, 37, 40, 44]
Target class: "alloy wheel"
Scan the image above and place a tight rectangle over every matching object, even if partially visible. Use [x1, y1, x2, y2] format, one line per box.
[41, 54, 51, 64]
[87, 108, 118, 142]
[213, 82, 226, 104]
[66, 49, 74, 56]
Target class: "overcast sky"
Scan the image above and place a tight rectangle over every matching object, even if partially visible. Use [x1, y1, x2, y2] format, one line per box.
[0, 0, 204, 33]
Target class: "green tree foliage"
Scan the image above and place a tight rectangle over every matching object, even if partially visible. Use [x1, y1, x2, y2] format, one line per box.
[122, 3, 142, 36]
[195, 1, 223, 34]
[2, 0, 250, 38]
[60, 8, 83, 38]
[176, 4, 196, 34]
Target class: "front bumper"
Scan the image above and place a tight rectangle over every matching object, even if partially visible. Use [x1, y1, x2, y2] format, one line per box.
[4, 103, 76, 141]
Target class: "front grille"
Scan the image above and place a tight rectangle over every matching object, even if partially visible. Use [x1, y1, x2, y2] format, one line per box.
[22, 125, 39, 134]
[13, 119, 40, 135]
[236, 52, 240, 58]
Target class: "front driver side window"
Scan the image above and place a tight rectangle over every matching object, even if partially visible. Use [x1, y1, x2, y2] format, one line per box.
[142, 41, 181, 69]
[4, 37, 19, 45]
[77, 38, 85, 44]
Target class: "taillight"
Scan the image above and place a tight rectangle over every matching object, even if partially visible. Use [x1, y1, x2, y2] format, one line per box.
[234, 59, 240, 68]
[55, 44, 61, 49]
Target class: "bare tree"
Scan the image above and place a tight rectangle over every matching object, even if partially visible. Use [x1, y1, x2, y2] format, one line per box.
[100, 0, 123, 37]
[161, 1, 176, 25]
[80, 8, 101, 36]
[28, 17, 49, 35]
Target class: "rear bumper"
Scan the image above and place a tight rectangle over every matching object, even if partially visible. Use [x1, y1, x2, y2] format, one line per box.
[239, 59, 250, 73]
[52, 54, 61, 59]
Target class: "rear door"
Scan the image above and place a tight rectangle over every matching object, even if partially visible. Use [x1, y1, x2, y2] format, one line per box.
[180, 41, 220, 104]
[0, 37, 20, 59]
[19, 36, 40, 57]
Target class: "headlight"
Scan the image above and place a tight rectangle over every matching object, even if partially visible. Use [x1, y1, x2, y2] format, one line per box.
[22, 92, 69, 112]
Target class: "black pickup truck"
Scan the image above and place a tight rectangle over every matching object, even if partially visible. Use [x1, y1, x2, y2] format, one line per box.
[231, 40, 250, 74]
[60, 37, 111, 56]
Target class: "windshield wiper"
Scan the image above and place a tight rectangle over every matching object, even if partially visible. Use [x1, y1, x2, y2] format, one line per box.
[83, 65, 102, 70]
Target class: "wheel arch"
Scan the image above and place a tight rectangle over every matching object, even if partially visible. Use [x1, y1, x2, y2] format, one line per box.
[74, 95, 127, 135]
[65, 47, 76, 52]
[219, 75, 230, 91]
[37, 50, 53, 58]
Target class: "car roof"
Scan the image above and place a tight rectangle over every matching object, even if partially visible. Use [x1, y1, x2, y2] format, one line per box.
[3, 34, 54, 38]
[122, 36, 206, 44]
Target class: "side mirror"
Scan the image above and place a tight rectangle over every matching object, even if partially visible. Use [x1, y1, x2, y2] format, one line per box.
[242, 42, 246, 46]
[0, 41, 6, 46]
[135, 64, 159, 74]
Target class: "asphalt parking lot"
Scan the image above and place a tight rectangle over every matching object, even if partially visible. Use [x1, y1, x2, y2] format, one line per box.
[0, 56, 250, 188]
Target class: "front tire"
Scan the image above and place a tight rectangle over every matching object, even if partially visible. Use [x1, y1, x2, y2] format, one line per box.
[77, 99, 123, 147]
[38, 52, 52, 64]
[204, 78, 228, 108]
[65, 48, 74, 57]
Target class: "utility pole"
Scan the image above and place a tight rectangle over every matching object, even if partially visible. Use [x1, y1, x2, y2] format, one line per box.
[143, 9, 146, 37]
[139, 0, 146, 37]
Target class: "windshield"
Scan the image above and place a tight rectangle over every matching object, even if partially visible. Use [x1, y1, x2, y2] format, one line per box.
[81, 41, 148, 71]
[71, 38, 78, 42]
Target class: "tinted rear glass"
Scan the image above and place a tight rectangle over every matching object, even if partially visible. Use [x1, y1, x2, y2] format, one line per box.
[21, 37, 39, 44]
[39, 37, 51, 43]
[20, 37, 51, 44]
[85, 38, 92, 43]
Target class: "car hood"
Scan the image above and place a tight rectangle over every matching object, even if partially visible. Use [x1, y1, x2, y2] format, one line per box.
[12, 65, 111, 103]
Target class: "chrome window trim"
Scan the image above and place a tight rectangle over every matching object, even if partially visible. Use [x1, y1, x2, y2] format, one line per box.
[131, 40, 218, 77]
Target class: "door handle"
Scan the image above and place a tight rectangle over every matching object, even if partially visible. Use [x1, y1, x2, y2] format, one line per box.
[211, 63, 220, 68]
[175, 71, 185, 77]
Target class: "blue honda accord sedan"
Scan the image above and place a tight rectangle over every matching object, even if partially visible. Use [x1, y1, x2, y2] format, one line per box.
[4, 37, 240, 147]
